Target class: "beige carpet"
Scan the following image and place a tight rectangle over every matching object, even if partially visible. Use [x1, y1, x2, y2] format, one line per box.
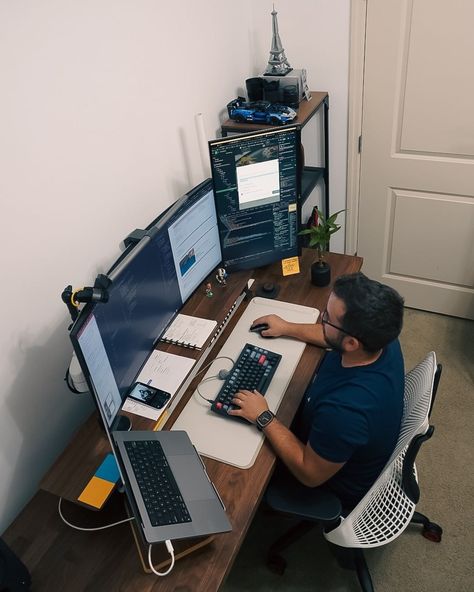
[222, 308, 474, 591]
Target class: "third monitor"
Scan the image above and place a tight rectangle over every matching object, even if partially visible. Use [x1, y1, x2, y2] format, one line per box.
[209, 125, 302, 273]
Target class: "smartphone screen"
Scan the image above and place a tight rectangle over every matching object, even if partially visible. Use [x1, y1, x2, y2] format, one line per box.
[127, 383, 171, 409]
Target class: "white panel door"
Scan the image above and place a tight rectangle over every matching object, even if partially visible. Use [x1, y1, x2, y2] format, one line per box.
[358, 0, 474, 319]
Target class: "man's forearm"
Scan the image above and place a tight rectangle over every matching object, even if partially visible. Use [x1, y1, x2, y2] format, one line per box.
[263, 419, 321, 486]
[285, 321, 328, 348]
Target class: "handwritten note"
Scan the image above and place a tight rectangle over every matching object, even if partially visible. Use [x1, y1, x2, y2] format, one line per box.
[136, 350, 195, 395]
[281, 256, 300, 276]
[161, 314, 217, 349]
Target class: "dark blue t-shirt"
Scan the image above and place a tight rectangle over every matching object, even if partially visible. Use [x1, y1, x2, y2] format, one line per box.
[293, 340, 404, 509]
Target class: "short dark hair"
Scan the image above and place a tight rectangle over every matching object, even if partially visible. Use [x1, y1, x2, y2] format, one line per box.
[332, 272, 404, 353]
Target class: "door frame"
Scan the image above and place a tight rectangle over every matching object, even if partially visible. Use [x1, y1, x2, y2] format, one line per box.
[346, 0, 368, 255]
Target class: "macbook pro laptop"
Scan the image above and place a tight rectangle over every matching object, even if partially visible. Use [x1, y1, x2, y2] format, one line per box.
[112, 429, 231, 543]
[70, 304, 232, 544]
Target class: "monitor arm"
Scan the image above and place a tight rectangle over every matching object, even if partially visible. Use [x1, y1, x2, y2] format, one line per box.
[61, 273, 111, 326]
[62, 274, 112, 394]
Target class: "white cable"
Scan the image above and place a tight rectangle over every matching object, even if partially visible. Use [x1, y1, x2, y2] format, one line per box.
[196, 374, 220, 402]
[58, 497, 134, 531]
[148, 540, 175, 576]
[195, 355, 235, 378]
[195, 355, 235, 404]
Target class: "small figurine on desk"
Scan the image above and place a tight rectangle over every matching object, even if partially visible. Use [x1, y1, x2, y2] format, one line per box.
[215, 268, 228, 286]
[205, 282, 213, 297]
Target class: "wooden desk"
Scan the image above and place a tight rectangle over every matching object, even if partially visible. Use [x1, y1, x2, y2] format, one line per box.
[3, 250, 362, 592]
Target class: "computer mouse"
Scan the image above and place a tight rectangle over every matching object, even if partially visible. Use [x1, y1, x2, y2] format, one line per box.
[249, 322, 274, 338]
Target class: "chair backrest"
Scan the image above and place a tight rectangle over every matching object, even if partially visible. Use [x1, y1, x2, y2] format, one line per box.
[387, 351, 438, 463]
[324, 351, 438, 549]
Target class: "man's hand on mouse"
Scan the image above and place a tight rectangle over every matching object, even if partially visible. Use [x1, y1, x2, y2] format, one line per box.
[228, 389, 268, 423]
[251, 314, 288, 337]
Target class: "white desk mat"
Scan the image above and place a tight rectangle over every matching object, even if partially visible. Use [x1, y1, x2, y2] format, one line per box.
[172, 297, 319, 469]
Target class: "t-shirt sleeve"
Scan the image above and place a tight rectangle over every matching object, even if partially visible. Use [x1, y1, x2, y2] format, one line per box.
[308, 398, 369, 463]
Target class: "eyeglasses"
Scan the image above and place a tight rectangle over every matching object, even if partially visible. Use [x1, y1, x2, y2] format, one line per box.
[321, 308, 352, 336]
[321, 309, 366, 346]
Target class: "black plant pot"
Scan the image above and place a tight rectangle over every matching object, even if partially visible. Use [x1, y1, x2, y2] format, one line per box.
[311, 261, 331, 287]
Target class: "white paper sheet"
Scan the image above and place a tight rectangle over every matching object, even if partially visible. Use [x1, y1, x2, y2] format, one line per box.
[136, 350, 196, 395]
[122, 398, 163, 421]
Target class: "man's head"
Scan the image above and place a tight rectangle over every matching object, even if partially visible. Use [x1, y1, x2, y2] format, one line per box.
[322, 272, 404, 354]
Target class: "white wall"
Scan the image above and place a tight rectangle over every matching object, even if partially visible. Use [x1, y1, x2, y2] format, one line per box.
[0, 0, 350, 533]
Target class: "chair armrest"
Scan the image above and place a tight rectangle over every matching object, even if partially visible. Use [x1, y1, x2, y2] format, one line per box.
[402, 425, 435, 504]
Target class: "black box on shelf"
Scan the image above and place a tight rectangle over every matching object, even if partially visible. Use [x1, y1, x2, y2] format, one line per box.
[259, 69, 306, 105]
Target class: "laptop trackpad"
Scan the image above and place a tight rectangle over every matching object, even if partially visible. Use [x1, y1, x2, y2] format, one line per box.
[170, 455, 215, 501]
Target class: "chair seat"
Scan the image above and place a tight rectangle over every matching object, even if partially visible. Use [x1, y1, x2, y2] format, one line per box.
[266, 466, 342, 524]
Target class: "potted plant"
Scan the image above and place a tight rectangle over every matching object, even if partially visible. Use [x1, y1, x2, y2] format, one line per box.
[299, 207, 345, 286]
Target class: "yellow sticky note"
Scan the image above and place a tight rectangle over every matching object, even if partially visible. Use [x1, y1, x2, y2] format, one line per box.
[281, 256, 300, 276]
[78, 476, 115, 509]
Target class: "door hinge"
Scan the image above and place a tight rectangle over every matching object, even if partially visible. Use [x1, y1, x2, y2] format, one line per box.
[358, 135, 362, 153]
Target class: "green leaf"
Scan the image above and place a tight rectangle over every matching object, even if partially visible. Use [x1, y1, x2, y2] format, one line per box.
[327, 209, 346, 224]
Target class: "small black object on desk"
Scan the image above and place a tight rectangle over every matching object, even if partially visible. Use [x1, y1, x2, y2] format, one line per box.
[249, 323, 274, 339]
[255, 282, 280, 299]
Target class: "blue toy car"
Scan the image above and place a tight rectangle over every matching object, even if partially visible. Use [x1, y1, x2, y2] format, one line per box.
[227, 97, 297, 125]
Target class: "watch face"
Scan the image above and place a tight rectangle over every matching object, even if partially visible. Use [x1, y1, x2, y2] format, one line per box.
[257, 410, 274, 429]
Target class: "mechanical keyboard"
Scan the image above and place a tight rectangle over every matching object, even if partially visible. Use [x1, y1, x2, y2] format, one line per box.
[124, 440, 191, 527]
[211, 343, 281, 420]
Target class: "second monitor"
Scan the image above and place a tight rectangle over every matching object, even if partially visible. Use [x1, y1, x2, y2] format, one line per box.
[209, 125, 302, 272]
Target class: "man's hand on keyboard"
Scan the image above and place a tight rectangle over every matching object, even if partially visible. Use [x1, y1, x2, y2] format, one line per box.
[229, 389, 268, 424]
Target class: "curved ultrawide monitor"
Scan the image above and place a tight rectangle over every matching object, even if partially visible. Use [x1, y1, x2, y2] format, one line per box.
[209, 125, 302, 271]
[69, 179, 221, 430]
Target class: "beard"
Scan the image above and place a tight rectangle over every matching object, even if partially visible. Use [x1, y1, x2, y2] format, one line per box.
[323, 326, 346, 353]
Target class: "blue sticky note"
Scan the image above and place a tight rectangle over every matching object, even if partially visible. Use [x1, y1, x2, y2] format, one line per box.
[95, 453, 120, 483]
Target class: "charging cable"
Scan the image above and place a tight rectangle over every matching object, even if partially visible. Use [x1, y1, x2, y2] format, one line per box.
[57, 497, 135, 531]
[148, 540, 175, 576]
[59, 498, 176, 577]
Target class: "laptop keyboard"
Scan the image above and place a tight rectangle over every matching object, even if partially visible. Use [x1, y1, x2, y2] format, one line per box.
[125, 440, 192, 527]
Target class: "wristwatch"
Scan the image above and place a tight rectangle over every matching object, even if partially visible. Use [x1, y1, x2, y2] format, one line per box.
[256, 410, 275, 431]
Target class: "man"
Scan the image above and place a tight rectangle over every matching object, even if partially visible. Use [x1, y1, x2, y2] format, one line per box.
[229, 272, 405, 510]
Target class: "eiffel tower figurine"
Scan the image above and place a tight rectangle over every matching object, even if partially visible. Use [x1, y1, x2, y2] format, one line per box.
[264, 5, 292, 76]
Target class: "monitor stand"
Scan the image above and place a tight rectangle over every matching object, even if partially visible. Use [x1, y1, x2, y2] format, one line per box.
[99, 414, 132, 433]
[254, 281, 280, 299]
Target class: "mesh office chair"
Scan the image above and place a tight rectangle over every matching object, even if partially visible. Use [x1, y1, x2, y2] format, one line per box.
[266, 351, 443, 592]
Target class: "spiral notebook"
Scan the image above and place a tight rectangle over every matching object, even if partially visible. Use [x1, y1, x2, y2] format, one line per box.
[160, 314, 217, 350]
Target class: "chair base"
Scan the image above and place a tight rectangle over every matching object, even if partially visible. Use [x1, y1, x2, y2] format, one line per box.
[327, 544, 374, 592]
[354, 549, 375, 592]
[267, 519, 315, 575]
[266, 520, 375, 592]
[410, 511, 443, 542]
